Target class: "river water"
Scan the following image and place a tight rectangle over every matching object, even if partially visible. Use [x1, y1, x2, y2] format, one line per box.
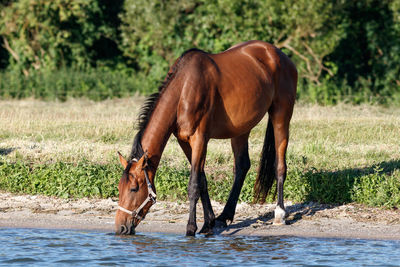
[1, 228, 399, 266]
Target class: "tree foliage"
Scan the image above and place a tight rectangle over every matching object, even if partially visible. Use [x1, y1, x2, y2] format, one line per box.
[0, 0, 122, 75]
[327, 0, 400, 103]
[0, 0, 399, 104]
[120, 0, 344, 89]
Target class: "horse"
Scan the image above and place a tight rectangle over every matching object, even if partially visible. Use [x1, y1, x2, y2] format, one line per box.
[115, 40, 297, 236]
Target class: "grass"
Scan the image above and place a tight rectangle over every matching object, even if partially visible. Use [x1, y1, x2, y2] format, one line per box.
[1, 99, 400, 207]
[0, 68, 145, 101]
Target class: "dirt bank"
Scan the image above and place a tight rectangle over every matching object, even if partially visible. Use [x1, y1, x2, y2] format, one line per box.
[1, 192, 400, 240]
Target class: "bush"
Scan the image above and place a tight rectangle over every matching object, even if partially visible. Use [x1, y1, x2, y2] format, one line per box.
[0, 67, 154, 101]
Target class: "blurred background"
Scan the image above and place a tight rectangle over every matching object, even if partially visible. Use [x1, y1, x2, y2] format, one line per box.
[1, 0, 399, 105]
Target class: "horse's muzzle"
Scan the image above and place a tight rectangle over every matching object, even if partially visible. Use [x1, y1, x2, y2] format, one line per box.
[116, 224, 135, 235]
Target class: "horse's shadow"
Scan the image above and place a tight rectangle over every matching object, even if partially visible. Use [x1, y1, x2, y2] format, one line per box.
[213, 202, 337, 236]
[213, 159, 400, 235]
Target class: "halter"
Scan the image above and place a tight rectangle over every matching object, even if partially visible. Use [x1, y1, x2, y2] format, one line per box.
[117, 165, 157, 222]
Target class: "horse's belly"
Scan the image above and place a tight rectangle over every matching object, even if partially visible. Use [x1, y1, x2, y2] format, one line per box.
[209, 91, 271, 139]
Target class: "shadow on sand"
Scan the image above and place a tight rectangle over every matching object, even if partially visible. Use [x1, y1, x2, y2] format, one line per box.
[213, 159, 400, 235]
[213, 202, 337, 236]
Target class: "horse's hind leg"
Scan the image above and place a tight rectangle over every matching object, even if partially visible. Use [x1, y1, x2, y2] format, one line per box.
[216, 133, 250, 227]
[270, 104, 293, 225]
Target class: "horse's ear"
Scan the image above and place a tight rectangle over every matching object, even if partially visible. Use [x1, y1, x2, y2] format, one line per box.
[142, 150, 149, 169]
[118, 151, 128, 169]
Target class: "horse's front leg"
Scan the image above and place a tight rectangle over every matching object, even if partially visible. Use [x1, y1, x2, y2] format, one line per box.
[177, 137, 215, 236]
[186, 135, 214, 236]
[186, 167, 200, 236]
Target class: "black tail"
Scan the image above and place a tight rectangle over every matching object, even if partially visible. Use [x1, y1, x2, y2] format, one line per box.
[254, 118, 276, 203]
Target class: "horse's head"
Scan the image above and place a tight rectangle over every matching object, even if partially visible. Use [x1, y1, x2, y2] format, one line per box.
[115, 152, 156, 235]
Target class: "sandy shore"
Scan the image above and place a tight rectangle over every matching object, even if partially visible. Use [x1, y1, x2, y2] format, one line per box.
[1, 192, 400, 240]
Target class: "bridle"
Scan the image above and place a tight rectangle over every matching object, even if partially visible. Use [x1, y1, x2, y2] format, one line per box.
[117, 164, 157, 222]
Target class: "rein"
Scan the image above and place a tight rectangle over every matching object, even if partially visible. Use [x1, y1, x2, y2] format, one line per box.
[117, 166, 156, 221]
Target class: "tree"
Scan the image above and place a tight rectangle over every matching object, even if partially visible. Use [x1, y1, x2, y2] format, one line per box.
[0, 0, 121, 75]
[327, 0, 400, 103]
[119, 0, 345, 92]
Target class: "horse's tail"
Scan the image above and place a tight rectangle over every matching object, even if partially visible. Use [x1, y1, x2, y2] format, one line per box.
[254, 117, 276, 203]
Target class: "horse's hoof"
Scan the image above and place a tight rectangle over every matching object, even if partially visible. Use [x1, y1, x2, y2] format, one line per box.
[273, 206, 287, 226]
[214, 218, 228, 229]
[186, 225, 197, 236]
[199, 219, 215, 235]
[186, 230, 196, 236]
[199, 225, 214, 235]
[273, 219, 286, 225]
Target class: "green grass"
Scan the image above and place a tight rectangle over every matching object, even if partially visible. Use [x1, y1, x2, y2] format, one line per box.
[0, 68, 151, 101]
[0, 160, 120, 198]
[1, 99, 400, 207]
[1, 158, 399, 207]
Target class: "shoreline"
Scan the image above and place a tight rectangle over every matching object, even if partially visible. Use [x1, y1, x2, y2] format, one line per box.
[1, 192, 400, 240]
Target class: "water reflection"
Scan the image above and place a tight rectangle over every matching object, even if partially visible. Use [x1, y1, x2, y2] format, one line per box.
[117, 233, 290, 264]
[1, 228, 400, 266]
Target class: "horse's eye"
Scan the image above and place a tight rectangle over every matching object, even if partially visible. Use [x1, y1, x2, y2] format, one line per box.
[130, 186, 139, 192]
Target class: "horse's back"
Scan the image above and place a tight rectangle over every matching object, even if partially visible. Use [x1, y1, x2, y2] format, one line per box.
[214, 40, 296, 98]
[210, 41, 296, 137]
[175, 41, 297, 140]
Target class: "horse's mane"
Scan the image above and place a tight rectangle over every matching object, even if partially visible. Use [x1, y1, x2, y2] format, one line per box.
[129, 48, 203, 161]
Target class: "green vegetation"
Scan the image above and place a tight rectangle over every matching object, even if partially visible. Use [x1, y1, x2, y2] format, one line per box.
[0, 67, 143, 101]
[0, 160, 120, 198]
[1, 0, 400, 104]
[1, 99, 399, 208]
[1, 158, 399, 207]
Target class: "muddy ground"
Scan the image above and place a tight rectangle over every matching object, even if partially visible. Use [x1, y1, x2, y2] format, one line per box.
[1, 192, 400, 240]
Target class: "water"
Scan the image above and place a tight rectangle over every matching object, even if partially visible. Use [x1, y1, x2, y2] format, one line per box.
[1, 228, 400, 266]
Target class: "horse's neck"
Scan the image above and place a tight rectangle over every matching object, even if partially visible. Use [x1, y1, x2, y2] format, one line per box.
[141, 90, 179, 168]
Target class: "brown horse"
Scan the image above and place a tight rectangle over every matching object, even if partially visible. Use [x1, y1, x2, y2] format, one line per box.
[115, 40, 297, 236]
